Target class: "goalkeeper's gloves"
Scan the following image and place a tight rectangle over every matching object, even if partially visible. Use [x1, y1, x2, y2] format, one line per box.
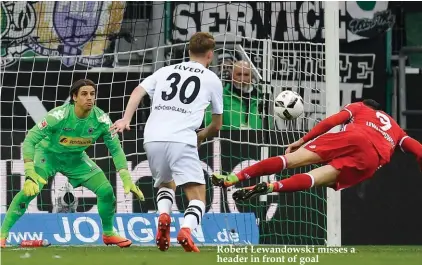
[119, 169, 145, 201]
[23, 162, 47, 196]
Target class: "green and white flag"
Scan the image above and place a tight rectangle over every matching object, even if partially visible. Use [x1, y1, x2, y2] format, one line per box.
[346, 1, 395, 42]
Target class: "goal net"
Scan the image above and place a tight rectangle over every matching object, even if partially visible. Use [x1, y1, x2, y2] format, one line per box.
[0, 1, 339, 246]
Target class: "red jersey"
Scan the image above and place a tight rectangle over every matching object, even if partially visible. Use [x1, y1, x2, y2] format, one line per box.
[302, 101, 422, 181]
[342, 102, 406, 165]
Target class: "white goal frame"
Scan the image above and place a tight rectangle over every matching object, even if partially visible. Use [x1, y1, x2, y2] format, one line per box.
[324, 1, 341, 247]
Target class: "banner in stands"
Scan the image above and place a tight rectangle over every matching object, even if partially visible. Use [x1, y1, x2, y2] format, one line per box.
[0, 1, 125, 68]
[170, 1, 395, 43]
[0, 213, 259, 245]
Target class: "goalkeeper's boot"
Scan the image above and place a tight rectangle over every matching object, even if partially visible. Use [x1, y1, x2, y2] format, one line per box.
[0, 238, 6, 248]
[156, 213, 171, 251]
[103, 233, 132, 248]
[232, 182, 273, 202]
[177, 228, 200, 252]
[212, 172, 239, 188]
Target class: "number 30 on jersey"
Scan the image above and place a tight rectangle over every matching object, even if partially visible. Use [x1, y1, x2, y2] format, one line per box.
[162, 73, 200, 104]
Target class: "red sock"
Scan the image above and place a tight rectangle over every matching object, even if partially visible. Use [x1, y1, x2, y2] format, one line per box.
[272, 173, 314, 192]
[236, 156, 287, 181]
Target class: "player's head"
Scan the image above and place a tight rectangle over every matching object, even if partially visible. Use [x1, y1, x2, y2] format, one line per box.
[188, 32, 216, 67]
[362, 99, 381, 110]
[232, 61, 252, 92]
[69, 79, 96, 111]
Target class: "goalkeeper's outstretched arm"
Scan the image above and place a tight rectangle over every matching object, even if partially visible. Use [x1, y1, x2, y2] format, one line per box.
[102, 115, 145, 201]
[21, 114, 59, 195]
[103, 131, 129, 173]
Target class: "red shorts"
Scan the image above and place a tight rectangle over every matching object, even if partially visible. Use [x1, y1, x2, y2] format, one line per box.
[303, 130, 380, 190]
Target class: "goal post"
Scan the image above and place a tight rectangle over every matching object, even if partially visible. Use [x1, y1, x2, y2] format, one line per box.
[324, 1, 342, 247]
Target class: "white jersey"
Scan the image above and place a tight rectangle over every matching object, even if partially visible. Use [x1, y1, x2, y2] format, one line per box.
[141, 61, 224, 146]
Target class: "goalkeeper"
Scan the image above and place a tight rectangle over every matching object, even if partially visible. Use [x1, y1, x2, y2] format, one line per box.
[0, 79, 144, 248]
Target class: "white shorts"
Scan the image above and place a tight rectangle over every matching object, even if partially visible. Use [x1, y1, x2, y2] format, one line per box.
[144, 142, 205, 188]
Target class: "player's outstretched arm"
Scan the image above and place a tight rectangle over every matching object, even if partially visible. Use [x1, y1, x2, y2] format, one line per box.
[102, 114, 145, 201]
[286, 110, 351, 154]
[110, 85, 148, 134]
[21, 115, 59, 195]
[400, 135, 422, 171]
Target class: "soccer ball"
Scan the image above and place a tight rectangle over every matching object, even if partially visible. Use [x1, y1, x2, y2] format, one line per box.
[274, 90, 304, 120]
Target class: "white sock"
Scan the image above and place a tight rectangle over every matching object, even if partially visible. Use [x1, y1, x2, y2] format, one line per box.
[156, 187, 175, 215]
[181, 200, 205, 231]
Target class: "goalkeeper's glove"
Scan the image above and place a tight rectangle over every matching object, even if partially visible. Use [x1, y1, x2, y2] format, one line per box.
[23, 162, 47, 196]
[119, 169, 145, 201]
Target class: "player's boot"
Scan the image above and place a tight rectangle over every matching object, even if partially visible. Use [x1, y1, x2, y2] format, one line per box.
[0, 238, 6, 248]
[156, 213, 171, 251]
[212, 172, 239, 187]
[103, 233, 132, 248]
[177, 228, 200, 252]
[232, 182, 273, 202]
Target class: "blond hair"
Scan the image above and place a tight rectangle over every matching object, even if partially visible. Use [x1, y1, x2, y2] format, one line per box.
[188, 32, 216, 56]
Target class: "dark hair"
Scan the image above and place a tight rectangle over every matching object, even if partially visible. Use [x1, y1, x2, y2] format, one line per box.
[362, 99, 381, 110]
[69, 79, 97, 104]
[188, 32, 216, 56]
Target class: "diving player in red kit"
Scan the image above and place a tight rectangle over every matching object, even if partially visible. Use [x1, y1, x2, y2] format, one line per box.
[212, 99, 422, 201]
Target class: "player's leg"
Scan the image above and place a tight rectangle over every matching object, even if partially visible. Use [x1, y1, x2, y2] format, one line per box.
[233, 165, 340, 201]
[1, 151, 55, 247]
[179, 182, 206, 248]
[156, 181, 176, 215]
[144, 142, 176, 251]
[78, 171, 131, 247]
[64, 155, 131, 248]
[212, 147, 323, 187]
[232, 131, 379, 201]
[155, 181, 175, 251]
[170, 143, 205, 253]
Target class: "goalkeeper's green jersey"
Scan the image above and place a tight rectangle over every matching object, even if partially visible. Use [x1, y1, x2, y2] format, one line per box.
[22, 104, 127, 170]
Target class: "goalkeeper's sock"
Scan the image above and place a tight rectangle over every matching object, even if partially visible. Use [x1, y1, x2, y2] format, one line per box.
[95, 183, 116, 236]
[156, 187, 175, 215]
[1, 191, 34, 238]
[272, 173, 314, 192]
[181, 200, 205, 231]
[237, 156, 287, 181]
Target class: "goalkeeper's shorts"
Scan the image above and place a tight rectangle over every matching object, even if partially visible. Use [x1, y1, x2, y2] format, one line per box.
[144, 142, 205, 188]
[303, 130, 380, 191]
[33, 148, 102, 188]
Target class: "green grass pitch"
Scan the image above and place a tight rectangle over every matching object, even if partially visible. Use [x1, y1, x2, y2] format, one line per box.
[1, 246, 421, 265]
